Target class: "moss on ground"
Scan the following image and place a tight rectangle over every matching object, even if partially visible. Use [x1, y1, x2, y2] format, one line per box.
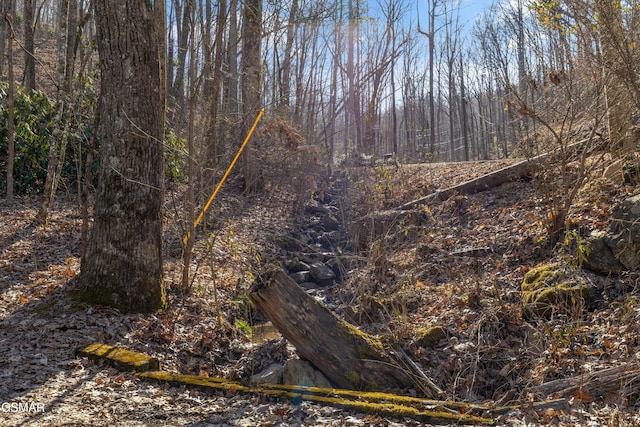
[416, 325, 447, 347]
[76, 342, 160, 372]
[521, 264, 591, 319]
[78, 342, 494, 424]
[139, 371, 494, 425]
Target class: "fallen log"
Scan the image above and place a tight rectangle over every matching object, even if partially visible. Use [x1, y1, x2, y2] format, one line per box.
[250, 267, 441, 396]
[398, 139, 591, 210]
[139, 371, 492, 425]
[528, 363, 640, 399]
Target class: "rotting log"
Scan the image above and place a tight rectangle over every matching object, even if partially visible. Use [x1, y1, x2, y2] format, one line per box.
[138, 371, 493, 425]
[250, 267, 436, 395]
[398, 139, 592, 210]
[76, 342, 160, 372]
[528, 363, 640, 398]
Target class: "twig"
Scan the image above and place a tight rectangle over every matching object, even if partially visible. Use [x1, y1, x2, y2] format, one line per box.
[397, 347, 445, 398]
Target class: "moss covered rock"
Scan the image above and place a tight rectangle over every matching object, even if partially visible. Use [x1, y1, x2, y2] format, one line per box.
[521, 264, 591, 320]
[76, 342, 160, 372]
[415, 326, 447, 348]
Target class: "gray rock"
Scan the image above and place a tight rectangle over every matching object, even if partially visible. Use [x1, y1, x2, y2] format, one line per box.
[309, 261, 335, 285]
[287, 258, 310, 273]
[282, 359, 333, 388]
[249, 363, 284, 385]
[585, 195, 640, 273]
[298, 282, 318, 290]
[585, 232, 625, 274]
[320, 214, 340, 231]
[290, 271, 311, 284]
[609, 195, 640, 270]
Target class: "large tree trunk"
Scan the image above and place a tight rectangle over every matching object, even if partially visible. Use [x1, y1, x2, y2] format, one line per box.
[79, 0, 166, 313]
[250, 268, 431, 393]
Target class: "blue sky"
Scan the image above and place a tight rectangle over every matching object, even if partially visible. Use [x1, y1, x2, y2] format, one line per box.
[458, 0, 494, 25]
[365, 0, 496, 33]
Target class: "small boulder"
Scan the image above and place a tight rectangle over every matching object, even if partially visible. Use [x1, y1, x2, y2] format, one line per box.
[584, 232, 625, 274]
[521, 264, 591, 320]
[320, 214, 340, 231]
[249, 363, 284, 385]
[282, 359, 333, 388]
[415, 326, 447, 348]
[309, 261, 336, 285]
[290, 271, 311, 284]
[585, 194, 640, 273]
[298, 281, 318, 290]
[608, 194, 640, 270]
[287, 258, 310, 273]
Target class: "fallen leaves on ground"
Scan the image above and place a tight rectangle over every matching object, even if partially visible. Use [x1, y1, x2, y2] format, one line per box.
[1, 159, 640, 426]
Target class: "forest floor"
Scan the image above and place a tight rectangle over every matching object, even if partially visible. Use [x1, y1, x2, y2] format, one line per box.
[1, 159, 640, 426]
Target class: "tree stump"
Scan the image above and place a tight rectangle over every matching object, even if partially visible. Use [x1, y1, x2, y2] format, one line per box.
[250, 268, 415, 392]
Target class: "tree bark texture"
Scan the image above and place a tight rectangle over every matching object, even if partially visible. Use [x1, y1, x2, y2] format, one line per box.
[241, 0, 263, 193]
[250, 268, 414, 391]
[23, 0, 36, 91]
[80, 0, 166, 313]
[5, 1, 15, 200]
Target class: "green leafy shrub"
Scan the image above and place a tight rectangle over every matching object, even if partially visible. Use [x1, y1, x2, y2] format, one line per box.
[164, 129, 187, 183]
[0, 81, 97, 196]
[0, 84, 56, 195]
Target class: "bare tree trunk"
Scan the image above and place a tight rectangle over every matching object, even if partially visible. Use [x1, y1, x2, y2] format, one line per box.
[279, 0, 297, 110]
[241, 0, 263, 194]
[36, 0, 79, 224]
[155, 0, 166, 103]
[4, 1, 15, 201]
[166, 5, 174, 106]
[24, 0, 36, 91]
[0, 0, 8, 78]
[388, 10, 398, 156]
[171, 0, 190, 119]
[80, 101, 99, 259]
[346, 0, 362, 154]
[80, 0, 166, 313]
[325, 16, 341, 175]
[182, 0, 196, 294]
[203, 0, 226, 180]
[427, 0, 437, 156]
[225, 0, 239, 117]
[459, 51, 469, 161]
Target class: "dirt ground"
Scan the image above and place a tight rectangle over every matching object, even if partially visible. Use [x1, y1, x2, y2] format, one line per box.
[2, 161, 640, 426]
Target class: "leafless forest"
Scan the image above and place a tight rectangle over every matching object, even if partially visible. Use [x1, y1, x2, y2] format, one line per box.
[1, 0, 640, 426]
